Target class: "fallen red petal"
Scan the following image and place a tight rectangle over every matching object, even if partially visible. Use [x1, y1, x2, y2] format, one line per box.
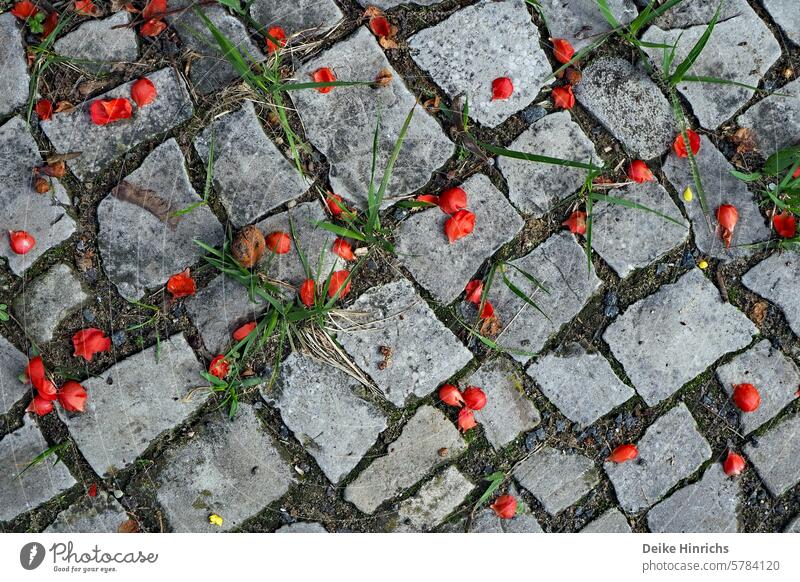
[490, 494, 517, 519]
[42, 11, 59, 37]
[732, 383, 761, 412]
[131, 78, 157, 108]
[462, 386, 486, 411]
[551, 38, 575, 65]
[142, 0, 167, 20]
[72, 328, 111, 362]
[74, 0, 99, 16]
[332, 237, 356, 261]
[438, 187, 467, 215]
[25, 356, 46, 391]
[328, 270, 351, 300]
[266, 25, 287, 54]
[35, 99, 54, 121]
[233, 321, 257, 341]
[312, 67, 337, 93]
[438, 384, 464, 408]
[465, 279, 483, 305]
[562, 210, 586, 235]
[369, 15, 391, 38]
[265, 231, 291, 254]
[140, 18, 167, 37]
[88, 482, 98, 497]
[299, 278, 316, 307]
[552, 85, 575, 109]
[723, 450, 745, 477]
[26, 395, 54, 416]
[773, 211, 797, 238]
[208, 355, 229, 379]
[326, 192, 345, 217]
[58, 380, 88, 412]
[628, 160, 655, 183]
[444, 209, 476, 243]
[38, 379, 59, 402]
[716, 204, 739, 248]
[491, 77, 514, 101]
[479, 300, 494, 320]
[608, 443, 638, 463]
[416, 194, 439, 205]
[89, 98, 133, 125]
[8, 230, 35, 255]
[457, 407, 477, 432]
[673, 129, 701, 158]
[166, 268, 196, 299]
[11, 0, 39, 19]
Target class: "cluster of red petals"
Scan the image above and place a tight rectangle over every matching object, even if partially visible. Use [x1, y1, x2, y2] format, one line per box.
[438, 187, 467, 215]
[89, 98, 132, 125]
[490, 494, 517, 519]
[551, 38, 575, 65]
[166, 268, 196, 298]
[140, 18, 167, 37]
[716, 204, 738, 248]
[562, 210, 586, 235]
[72, 328, 111, 362]
[723, 450, 746, 477]
[628, 160, 654, 183]
[773, 211, 797, 238]
[311, 67, 337, 94]
[11, 0, 38, 19]
[232, 321, 257, 341]
[673, 129, 701, 158]
[35, 99, 54, 121]
[25, 356, 88, 415]
[732, 383, 760, 412]
[8, 230, 36, 254]
[326, 192, 346, 217]
[439, 383, 486, 432]
[328, 270, 351, 299]
[491, 77, 514, 101]
[265, 231, 291, 254]
[552, 85, 575, 110]
[299, 278, 316, 307]
[445, 209, 476, 243]
[74, 0, 99, 16]
[607, 443, 638, 463]
[208, 355, 229, 379]
[266, 25, 287, 54]
[332, 237, 356, 261]
[131, 78, 157, 108]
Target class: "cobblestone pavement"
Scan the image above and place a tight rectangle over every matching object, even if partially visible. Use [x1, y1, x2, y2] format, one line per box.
[1, 0, 799, 533]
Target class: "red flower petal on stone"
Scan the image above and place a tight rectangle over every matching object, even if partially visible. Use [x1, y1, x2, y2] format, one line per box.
[35, 99, 54, 121]
[444, 210, 476, 243]
[232, 321, 257, 341]
[479, 300, 494, 320]
[25, 356, 46, 390]
[628, 160, 655, 183]
[723, 450, 745, 477]
[673, 129, 701, 158]
[311, 67, 336, 93]
[332, 237, 356, 261]
[72, 328, 111, 362]
[438, 186, 467, 215]
[416, 194, 439, 205]
[38, 379, 59, 401]
[74, 0, 99, 16]
[58, 380, 88, 412]
[457, 408, 477, 432]
[142, 0, 167, 20]
[551, 37, 575, 65]
[491, 77, 514, 101]
[716, 204, 739, 248]
[166, 268, 196, 298]
[11, 1, 39, 19]
[131, 78, 157, 108]
[327, 270, 351, 300]
[462, 386, 486, 411]
[89, 98, 132, 125]
[265, 231, 291, 254]
[608, 443, 638, 463]
[732, 383, 760, 412]
[139, 18, 167, 37]
[465, 279, 483, 304]
[8, 230, 35, 254]
[266, 25, 287, 54]
[794, 166, 800, 179]
[369, 15, 391, 38]
[42, 11, 59, 37]
[438, 384, 464, 408]
[490, 494, 517, 519]
[299, 278, 316, 307]
[26, 395, 54, 416]
[773, 211, 797, 238]
[562, 210, 586, 235]
[87, 482, 98, 497]
[326, 192, 345, 217]
[552, 85, 575, 109]
[208, 355, 229, 379]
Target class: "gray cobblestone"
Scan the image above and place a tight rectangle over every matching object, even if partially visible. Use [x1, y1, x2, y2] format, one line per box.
[251, 0, 343, 37]
[581, 508, 632, 533]
[0, 13, 30, 118]
[0, 335, 28, 414]
[537, 0, 638, 50]
[745, 412, 800, 497]
[395, 466, 473, 532]
[742, 253, 800, 337]
[54, 12, 138, 74]
[45, 491, 130, 533]
[514, 446, 599, 515]
[738, 78, 800, 156]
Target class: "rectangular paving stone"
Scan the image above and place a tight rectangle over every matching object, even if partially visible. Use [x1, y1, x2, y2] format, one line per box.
[0, 334, 30, 414]
[497, 111, 601, 216]
[397, 173, 523, 304]
[716, 340, 800, 435]
[574, 57, 675, 159]
[537, 0, 638, 50]
[745, 412, 800, 497]
[647, 465, 739, 533]
[742, 253, 800, 337]
[45, 491, 130, 533]
[337, 278, 473, 407]
[395, 466, 473, 532]
[0, 417, 76, 522]
[292, 28, 454, 208]
[41, 67, 194, 180]
[605, 403, 712, 513]
[0, 12, 30, 117]
[580, 508, 632, 533]
[194, 100, 309, 227]
[514, 446, 599, 515]
[590, 181, 689, 278]
[54, 12, 138, 74]
[59, 334, 207, 476]
[264, 352, 387, 484]
[529, 344, 634, 427]
[662, 135, 770, 260]
[467, 357, 541, 450]
[409, 0, 551, 128]
[97, 138, 224, 301]
[251, 0, 343, 37]
[737, 77, 800, 156]
[604, 269, 757, 406]
[487, 232, 602, 363]
[156, 403, 293, 532]
[344, 405, 466, 514]
[763, 0, 800, 47]
[653, 0, 748, 28]
[1, 116, 77, 275]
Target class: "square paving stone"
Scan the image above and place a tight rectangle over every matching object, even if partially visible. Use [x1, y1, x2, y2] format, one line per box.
[344, 405, 466, 514]
[647, 464, 739, 533]
[716, 340, 800, 435]
[574, 57, 675, 159]
[14, 264, 88, 345]
[514, 446, 599, 515]
[486, 232, 602, 363]
[251, 0, 343, 37]
[396, 173, 524, 304]
[466, 357, 541, 449]
[0, 334, 29, 414]
[395, 465, 473, 532]
[642, 5, 780, 130]
[408, 0, 552, 129]
[528, 344, 634, 427]
[662, 135, 770, 260]
[292, 28, 454, 208]
[590, 181, 688, 278]
[264, 351, 387, 484]
[745, 412, 800, 497]
[41, 67, 194, 180]
[763, 0, 800, 47]
[605, 403, 712, 513]
[742, 253, 800, 337]
[45, 491, 130, 533]
[336, 278, 473, 407]
[603, 269, 757, 406]
[97, 138, 224, 301]
[194, 100, 309, 227]
[156, 403, 293, 532]
[54, 12, 138, 74]
[580, 508, 632, 533]
[537, 0, 638, 50]
[0, 417, 77, 522]
[59, 334, 207, 476]
[469, 486, 543, 533]
[0, 13, 30, 117]
[737, 77, 800, 156]
[1, 116, 77, 275]
[497, 111, 601, 216]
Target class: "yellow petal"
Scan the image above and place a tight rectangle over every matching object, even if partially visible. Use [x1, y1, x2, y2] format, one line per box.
[683, 186, 693, 202]
[209, 513, 224, 526]
[698, 260, 708, 270]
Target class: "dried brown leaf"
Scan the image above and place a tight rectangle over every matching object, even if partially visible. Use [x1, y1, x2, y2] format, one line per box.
[749, 300, 768, 325]
[111, 181, 180, 227]
[730, 127, 757, 154]
[374, 67, 393, 88]
[118, 519, 141, 533]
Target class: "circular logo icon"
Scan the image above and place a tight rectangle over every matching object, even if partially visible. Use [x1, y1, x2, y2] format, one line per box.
[20, 542, 46, 570]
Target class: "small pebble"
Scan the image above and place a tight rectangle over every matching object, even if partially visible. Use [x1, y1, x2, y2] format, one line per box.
[655, 263, 667, 276]
[113, 490, 124, 499]
[681, 249, 695, 269]
[520, 104, 547, 125]
[111, 330, 127, 346]
[82, 309, 96, 323]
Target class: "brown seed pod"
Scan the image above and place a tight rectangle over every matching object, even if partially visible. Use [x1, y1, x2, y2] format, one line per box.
[564, 67, 582, 86]
[231, 225, 266, 268]
[34, 177, 50, 193]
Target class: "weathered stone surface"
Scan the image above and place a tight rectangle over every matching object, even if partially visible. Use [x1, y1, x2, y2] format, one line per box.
[742, 253, 800, 336]
[264, 352, 387, 484]
[276, 522, 327, 533]
[529, 344, 634, 427]
[605, 403, 711, 513]
[397, 174, 523, 304]
[45, 492, 129, 533]
[395, 466, 473, 532]
[745, 412, 800, 497]
[737, 77, 800, 156]
[194, 101, 309, 227]
[487, 232, 602, 363]
[408, 0, 551, 128]
[514, 446, 599, 515]
[357, 0, 443, 8]
[337, 279, 473, 407]
[14, 264, 88, 345]
[497, 112, 601, 216]
[662, 136, 770, 260]
[574, 58, 675, 159]
[0, 335, 28, 413]
[716, 340, 800, 435]
[763, 0, 800, 46]
[538, 0, 638, 50]
[0, 13, 30, 117]
[581, 508, 632, 533]
[643, 7, 780, 130]
[344, 406, 466, 514]
[467, 357, 540, 449]
[590, 181, 689, 278]
[0, 117, 76, 275]
[54, 12, 138, 73]
[0, 417, 76, 522]
[60, 334, 207, 476]
[786, 515, 800, 533]
[604, 270, 756, 406]
[647, 465, 739, 533]
[469, 486, 543, 533]
[41, 67, 194, 179]
[156, 403, 293, 532]
[292, 28, 454, 208]
[251, 0, 343, 36]
[653, 0, 748, 28]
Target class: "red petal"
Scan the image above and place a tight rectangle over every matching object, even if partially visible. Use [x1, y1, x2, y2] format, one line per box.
[327, 270, 351, 300]
[465, 279, 483, 304]
[672, 129, 701, 158]
[42, 11, 59, 37]
[438, 384, 464, 408]
[38, 379, 59, 401]
[311, 67, 337, 93]
[299, 279, 316, 307]
[74, 0, 99, 16]
[88, 483, 98, 497]
[89, 98, 132, 125]
[72, 328, 111, 362]
[326, 192, 345, 216]
[266, 26, 287, 54]
[26, 395, 53, 416]
[491, 77, 514, 101]
[140, 18, 167, 37]
[716, 204, 739, 248]
[462, 386, 486, 411]
[490, 494, 517, 519]
[732, 383, 760, 412]
[628, 160, 654, 183]
[723, 450, 745, 477]
[552, 85, 575, 109]
[332, 237, 356, 261]
[551, 38, 575, 65]
[58, 380, 88, 412]
[142, 0, 167, 20]
[166, 268, 196, 298]
[35, 99, 54, 121]
[457, 408, 477, 432]
[131, 78, 157, 108]
[25, 356, 46, 390]
[608, 443, 638, 463]
[773, 211, 797, 238]
[479, 301, 494, 320]
[208, 355, 229, 379]
[438, 187, 467, 215]
[11, 1, 39, 19]
[416, 194, 439, 205]
[369, 16, 391, 38]
[444, 210, 476, 243]
[233, 321, 257, 341]
[265, 231, 291, 254]
[8, 230, 36, 254]
[562, 210, 586, 235]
